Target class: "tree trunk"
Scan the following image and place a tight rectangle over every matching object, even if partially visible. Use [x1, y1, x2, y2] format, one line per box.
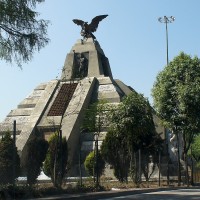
[176, 132, 181, 186]
[182, 132, 189, 186]
[158, 151, 161, 187]
[165, 130, 169, 186]
[167, 147, 170, 186]
[134, 152, 137, 184]
[129, 149, 133, 182]
[184, 153, 189, 187]
[190, 147, 194, 185]
[138, 149, 141, 184]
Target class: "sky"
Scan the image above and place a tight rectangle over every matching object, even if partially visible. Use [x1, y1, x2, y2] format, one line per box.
[1, 0, 200, 121]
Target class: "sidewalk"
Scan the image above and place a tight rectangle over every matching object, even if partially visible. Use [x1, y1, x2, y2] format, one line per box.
[28, 186, 200, 200]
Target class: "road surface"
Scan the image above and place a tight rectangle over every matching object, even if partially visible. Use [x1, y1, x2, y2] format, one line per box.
[99, 188, 200, 200]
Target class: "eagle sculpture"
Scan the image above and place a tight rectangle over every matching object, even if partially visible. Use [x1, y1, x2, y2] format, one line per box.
[72, 15, 108, 40]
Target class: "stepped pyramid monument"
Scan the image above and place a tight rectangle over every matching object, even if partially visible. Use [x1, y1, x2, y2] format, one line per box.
[0, 16, 166, 176]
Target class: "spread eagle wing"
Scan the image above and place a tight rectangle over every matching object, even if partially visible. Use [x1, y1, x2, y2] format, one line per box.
[72, 19, 85, 26]
[89, 15, 108, 32]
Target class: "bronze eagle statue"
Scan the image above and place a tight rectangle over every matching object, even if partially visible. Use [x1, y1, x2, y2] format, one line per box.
[72, 15, 108, 40]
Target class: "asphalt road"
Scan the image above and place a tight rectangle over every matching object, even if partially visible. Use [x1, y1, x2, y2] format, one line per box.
[98, 189, 200, 200]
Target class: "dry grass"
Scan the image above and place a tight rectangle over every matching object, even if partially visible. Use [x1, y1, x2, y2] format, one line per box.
[3, 179, 182, 199]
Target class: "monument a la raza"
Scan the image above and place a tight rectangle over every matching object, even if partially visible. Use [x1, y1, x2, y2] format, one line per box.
[0, 16, 165, 176]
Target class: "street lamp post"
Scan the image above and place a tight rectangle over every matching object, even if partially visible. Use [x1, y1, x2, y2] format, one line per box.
[158, 15, 175, 186]
[158, 16, 175, 66]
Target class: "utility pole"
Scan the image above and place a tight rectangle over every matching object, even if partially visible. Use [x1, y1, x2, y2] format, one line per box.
[158, 16, 175, 66]
[158, 15, 175, 186]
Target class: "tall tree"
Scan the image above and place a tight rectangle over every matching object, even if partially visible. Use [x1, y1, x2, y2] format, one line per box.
[101, 92, 159, 183]
[0, 131, 20, 184]
[82, 100, 110, 186]
[0, 0, 49, 67]
[152, 52, 200, 185]
[101, 129, 130, 182]
[43, 131, 68, 188]
[25, 136, 49, 186]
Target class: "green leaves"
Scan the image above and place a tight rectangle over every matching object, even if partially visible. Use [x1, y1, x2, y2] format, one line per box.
[191, 135, 200, 162]
[101, 129, 130, 182]
[152, 52, 200, 129]
[0, 0, 49, 67]
[84, 150, 105, 177]
[0, 131, 20, 184]
[82, 100, 110, 133]
[110, 92, 156, 151]
[152, 52, 200, 155]
[25, 136, 49, 186]
[101, 92, 160, 182]
[43, 131, 68, 188]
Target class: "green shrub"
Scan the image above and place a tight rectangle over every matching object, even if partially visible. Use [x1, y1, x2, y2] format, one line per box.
[0, 132, 20, 184]
[43, 131, 68, 188]
[25, 136, 49, 186]
[84, 150, 105, 177]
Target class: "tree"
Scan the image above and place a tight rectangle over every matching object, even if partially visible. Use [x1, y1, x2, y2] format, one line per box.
[84, 150, 105, 178]
[24, 136, 49, 186]
[82, 100, 110, 186]
[43, 131, 68, 188]
[82, 100, 109, 133]
[101, 129, 130, 182]
[0, 0, 49, 67]
[152, 52, 200, 185]
[121, 92, 157, 151]
[190, 135, 200, 167]
[0, 131, 20, 184]
[101, 91, 159, 183]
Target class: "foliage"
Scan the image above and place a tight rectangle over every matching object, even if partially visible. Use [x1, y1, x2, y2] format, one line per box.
[0, 0, 49, 67]
[24, 136, 49, 186]
[101, 91, 160, 182]
[152, 52, 200, 156]
[83, 100, 109, 127]
[82, 99, 109, 133]
[190, 135, 200, 167]
[43, 131, 68, 188]
[0, 131, 20, 184]
[101, 129, 130, 182]
[84, 150, 105, 177]
[120, 92, 157, 151]
[82, 100, 109, 187]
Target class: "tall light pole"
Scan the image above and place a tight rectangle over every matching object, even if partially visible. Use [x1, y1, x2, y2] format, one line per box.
[158, 15, 175, 186]
[158, 16, 175, 66]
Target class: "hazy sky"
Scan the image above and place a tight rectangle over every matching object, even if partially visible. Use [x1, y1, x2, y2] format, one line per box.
[1, 0, 200, 121]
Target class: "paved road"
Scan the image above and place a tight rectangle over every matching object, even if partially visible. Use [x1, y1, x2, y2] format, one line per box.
[98, 189, 200, 200]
